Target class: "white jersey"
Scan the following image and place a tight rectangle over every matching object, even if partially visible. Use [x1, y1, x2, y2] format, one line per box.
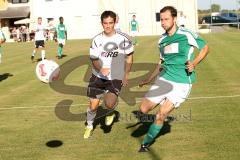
[90, 31, 134, 80]
[34, 24, 45, 41]
[0, 29, 5, 41]
[178, 16, 186, 27]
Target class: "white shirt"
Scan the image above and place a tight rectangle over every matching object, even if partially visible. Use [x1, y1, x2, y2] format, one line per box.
[34, 24, 45, 41]
[0, 30, 5, 40]
[178, 16, 186, 27]
[90, 31, 134, 80]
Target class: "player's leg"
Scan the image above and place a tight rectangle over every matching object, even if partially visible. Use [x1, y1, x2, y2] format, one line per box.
[57, 39, 64, 59]
[139, 99, 174, 152]
[104, 79, 122, 126]
[84, 74, 105, 138]
[84, 98, 100, 139]
[103, 92, 118, 126]
[40, 41, 45, 60]
[0, 47, 2, 63]
[31, 41, 38, 61]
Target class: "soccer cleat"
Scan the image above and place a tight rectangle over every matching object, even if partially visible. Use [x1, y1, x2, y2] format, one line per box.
[83, 126, 93, 139]
[105, 113, 116, 126]
[31, 55, 34, 61]
[138, 144, 150, 152]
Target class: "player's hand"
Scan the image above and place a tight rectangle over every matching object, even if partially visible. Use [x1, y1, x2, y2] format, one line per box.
[139, 79, 151, 87]
[54, 38, 58, 43]
[186, 60, 195, 73]
[100, 68, 110, 76]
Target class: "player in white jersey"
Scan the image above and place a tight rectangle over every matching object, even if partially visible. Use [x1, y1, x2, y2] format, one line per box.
[84, 10, 134, 139]
[0, 29, 6, 64]
[31, 17, 46, 61]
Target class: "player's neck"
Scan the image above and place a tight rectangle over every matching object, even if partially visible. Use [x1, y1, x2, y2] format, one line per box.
[103, 31, 116, 37]
[167, 24, 177, 36]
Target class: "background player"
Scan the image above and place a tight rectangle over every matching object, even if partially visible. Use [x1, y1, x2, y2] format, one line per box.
[55, 16, 67, 59]
[31, 17, 46, 61]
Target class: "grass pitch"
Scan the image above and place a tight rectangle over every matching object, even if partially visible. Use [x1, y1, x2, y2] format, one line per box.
[0, 30, 240, 160]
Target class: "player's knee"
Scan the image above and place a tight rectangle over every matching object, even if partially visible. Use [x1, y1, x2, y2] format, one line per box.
[105, 101, 116, 109]
[140, 106, 149, 114]
[156, 112, 166, 122]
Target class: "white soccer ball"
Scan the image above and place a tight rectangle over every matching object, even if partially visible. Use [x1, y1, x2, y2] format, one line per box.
[35, 59, 60, 83]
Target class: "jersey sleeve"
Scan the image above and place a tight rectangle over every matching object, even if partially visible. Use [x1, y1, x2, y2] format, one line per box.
[194, 35, 206, 50]
[123, 37, 134, 55]
[90, 39, 100, 59]
[187, 31, 207, 50]
[158, 34, 166, 60]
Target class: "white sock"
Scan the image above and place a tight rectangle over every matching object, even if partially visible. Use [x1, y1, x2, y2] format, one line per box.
[86, 107, 96, 128]
[0, 54, 2, 63]
[32, 50, 36, 56]
[41, 50, 45, 60]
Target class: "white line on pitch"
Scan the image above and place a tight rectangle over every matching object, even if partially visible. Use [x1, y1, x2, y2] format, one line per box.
[0, 94, 239, 110]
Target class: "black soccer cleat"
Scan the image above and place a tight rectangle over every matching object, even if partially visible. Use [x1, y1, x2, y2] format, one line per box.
[31, 55, 34, 61]
[138, 144, 150, 152]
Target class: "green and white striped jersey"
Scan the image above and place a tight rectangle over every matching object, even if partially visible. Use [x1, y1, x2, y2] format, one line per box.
[158, 27, 206, 84]
[56, 24, 67, 39]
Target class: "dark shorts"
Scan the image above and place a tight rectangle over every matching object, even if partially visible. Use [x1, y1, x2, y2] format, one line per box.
[87, 74, 122, 99]
[35, 40, 45, 48]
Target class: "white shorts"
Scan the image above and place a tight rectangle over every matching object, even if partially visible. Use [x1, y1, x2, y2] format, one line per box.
[130, 31, 138, 37]
[57, 39, 65, 45]
[145, 77, 192, 108]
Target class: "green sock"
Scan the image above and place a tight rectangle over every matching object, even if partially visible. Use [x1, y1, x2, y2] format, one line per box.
[58, 47, 62, 57]
[142, 123, 163, 145]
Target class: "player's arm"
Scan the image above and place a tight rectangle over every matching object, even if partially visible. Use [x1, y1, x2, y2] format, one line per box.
[91, 58, 101, 72]
[0, 33, 6, 44]
[186, 44, 209, 72]
[65, 31, 67, 40]
[91, 58, 110, 76]
[139, 59, 162, 87]
[137, 22, 139, 32]
[122, 52, 133, 86]
[90, 41, 109, 76]
[53, 28, 57, 42]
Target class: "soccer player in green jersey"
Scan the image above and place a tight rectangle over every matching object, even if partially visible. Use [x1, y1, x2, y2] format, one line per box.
[138, 6, 209, 152]
[55, 17, 67, 59]
[0, 28, 6, 64]
[129, 15, 139, 45]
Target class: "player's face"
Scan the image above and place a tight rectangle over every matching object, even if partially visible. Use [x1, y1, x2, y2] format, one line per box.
[38, 18, 42, 24]
[102, 16, 115, 36]
[60, 18, 64, 24]
[160, 10, 176, 32]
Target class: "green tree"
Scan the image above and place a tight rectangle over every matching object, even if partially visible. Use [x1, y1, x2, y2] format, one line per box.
[211, 4, 221, 12]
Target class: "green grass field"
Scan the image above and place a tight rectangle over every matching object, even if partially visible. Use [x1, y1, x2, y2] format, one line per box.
[0, 30, 240, 160]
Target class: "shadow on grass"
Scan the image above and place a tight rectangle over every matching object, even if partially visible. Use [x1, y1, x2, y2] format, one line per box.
[0, 73, 13, 82]
[93, 106, 120, 134]
[46, 140, 63, 148]
[128, 110, 172, 139]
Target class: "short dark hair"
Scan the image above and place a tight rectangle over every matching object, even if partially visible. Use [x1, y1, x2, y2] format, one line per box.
[38, 17, 42, 20]
[160, 6, 177, 17]
[101, 10, 116, 22]
[59, 16, 63, 20]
